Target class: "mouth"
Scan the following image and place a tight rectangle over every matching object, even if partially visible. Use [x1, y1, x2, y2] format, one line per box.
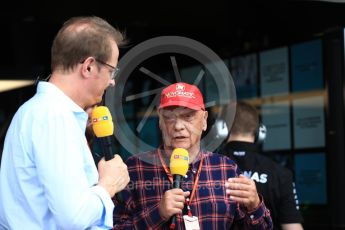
[173, 135, 187, 140]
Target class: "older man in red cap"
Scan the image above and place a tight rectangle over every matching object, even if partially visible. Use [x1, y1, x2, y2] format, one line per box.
[113, 82, 273, 229]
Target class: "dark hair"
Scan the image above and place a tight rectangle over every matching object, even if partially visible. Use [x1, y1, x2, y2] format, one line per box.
[51, 16, 126, 71]
[230, 101, 259, 137]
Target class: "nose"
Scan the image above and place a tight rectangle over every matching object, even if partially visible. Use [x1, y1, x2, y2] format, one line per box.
[174, 118, 185, 131]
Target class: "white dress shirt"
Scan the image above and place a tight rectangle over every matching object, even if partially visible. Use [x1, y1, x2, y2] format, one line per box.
[0, 82, 114, 229]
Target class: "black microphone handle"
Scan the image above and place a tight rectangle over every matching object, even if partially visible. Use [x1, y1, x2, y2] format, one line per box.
[98, 135, 125, 203]
[170, 174, 183, 229]
[172, 174, 182, 188]
[99, 136, 114, 161]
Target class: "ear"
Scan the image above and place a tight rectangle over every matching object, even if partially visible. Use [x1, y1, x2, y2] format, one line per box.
[159, 119, 163, 130]
[158, 110, 163, 130]
[202, 111, 208, 131]
[81, 57, 95, 78]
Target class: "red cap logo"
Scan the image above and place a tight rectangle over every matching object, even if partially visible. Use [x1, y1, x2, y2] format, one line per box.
[159, 82, 205, 111]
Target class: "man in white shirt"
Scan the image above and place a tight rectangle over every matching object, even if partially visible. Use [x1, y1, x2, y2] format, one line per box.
[0, 16, 129, 229]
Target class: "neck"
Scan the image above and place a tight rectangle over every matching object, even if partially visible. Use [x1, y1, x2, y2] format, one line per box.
[228, 134, 255, 143]
[189, 150, 200, 163]
[49, 72, 86, 109]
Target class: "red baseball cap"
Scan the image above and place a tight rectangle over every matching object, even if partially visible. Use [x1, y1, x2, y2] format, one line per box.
[159, 82, 205, 111]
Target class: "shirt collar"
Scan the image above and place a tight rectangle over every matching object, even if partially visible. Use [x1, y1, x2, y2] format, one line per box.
[37, 81, 85, 114]
[226, 141, 259, 154]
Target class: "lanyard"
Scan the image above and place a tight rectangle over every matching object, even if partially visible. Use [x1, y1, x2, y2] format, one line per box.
[157, 149, 204, 216]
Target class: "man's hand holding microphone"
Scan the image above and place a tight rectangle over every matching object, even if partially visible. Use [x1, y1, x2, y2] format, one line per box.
[91, 106, 130, 197]
[159, 148, 190, 229]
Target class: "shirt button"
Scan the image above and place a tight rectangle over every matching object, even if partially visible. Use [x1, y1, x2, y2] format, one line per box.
[192, 169, 197, 174]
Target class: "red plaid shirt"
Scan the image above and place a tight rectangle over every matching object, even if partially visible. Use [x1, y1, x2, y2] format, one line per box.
[113, 149, 273, 229]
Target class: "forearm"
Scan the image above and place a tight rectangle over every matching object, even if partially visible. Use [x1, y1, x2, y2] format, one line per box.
[51, 186, 114, 229]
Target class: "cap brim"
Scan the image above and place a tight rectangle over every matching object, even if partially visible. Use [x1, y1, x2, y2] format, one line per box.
[159, 100, 204, 111]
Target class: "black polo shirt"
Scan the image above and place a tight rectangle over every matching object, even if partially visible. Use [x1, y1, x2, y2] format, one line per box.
[220, 141, 304, 230]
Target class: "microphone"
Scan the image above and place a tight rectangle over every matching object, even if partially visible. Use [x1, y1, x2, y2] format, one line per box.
[91, 106, 114, 161]
[169, 148, 189, 229]
[92, 106, 125, 203]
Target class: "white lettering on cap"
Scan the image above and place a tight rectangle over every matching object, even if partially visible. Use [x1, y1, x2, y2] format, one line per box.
[165, 84, 196, 99]
[165, 91, 195, 98]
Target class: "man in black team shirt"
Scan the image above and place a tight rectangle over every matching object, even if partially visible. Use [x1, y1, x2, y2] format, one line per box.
[220, 101, 304, 230]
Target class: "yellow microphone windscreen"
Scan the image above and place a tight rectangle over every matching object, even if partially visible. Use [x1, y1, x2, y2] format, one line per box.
[91, 106, 114, 137]
[169, 148, 189, 176]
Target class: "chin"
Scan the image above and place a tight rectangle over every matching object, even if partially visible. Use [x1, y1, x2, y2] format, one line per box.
[172, 142, 190, 150]
[93, 98, 103, 106]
